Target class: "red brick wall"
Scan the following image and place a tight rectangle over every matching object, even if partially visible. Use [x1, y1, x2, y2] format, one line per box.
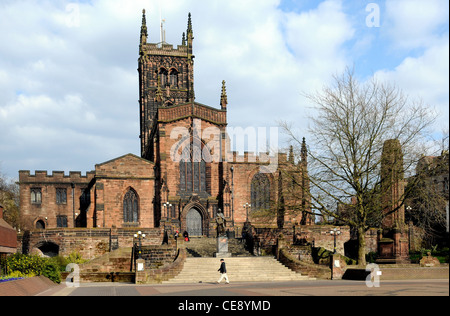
[94, 154, 155, 228]
[18, 170, 95, 230]
[17, 228, 163, 259]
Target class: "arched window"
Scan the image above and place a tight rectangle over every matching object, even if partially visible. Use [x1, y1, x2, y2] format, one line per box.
[251, 173, 270, 211]
[179, 142, 210, 194]
[123, 189, 139, 223]
[31, 188, 42, 204]
[159, 68, 168, 87]
[169, 69, 178, 88]
[36, 220, 45, 230]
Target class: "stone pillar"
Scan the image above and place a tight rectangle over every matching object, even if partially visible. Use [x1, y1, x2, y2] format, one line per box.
[135, 258, 146, 284]
[330, 254, 347, 280]
[215, 236, 231, 258]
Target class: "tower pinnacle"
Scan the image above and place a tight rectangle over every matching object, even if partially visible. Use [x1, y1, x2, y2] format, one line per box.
[220, 80, 228, 110]
[140, 9, 148, 44]
[186, 13, 194, 55]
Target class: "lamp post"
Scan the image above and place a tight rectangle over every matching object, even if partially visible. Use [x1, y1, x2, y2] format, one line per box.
[231, 166, 235, 226]
[134, 231, 146, 259]
[163, 202, 172, 220]
[330, 228, 341, 254]
[406, 206, 412, 252]
[243, 203, 251, 222]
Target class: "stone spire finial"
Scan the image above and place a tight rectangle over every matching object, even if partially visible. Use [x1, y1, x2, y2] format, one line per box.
[288, 145, 294, 164]
[187, 12, 193, 34]
[301, 137, 307, 165]
[220, 80, 228, 110]
[140, 9, 148, 44]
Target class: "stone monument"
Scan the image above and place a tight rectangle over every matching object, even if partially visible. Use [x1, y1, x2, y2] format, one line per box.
[215, 209, 231, 257]
[377, 139, 410, 264]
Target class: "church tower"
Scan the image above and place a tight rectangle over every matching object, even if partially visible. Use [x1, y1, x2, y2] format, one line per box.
[138, 10, 195, 160]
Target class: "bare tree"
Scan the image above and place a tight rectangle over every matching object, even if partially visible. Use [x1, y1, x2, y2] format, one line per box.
[406, 131, 449, 245]
[0, 168, 20, 229]
[281, 68, 437, 265]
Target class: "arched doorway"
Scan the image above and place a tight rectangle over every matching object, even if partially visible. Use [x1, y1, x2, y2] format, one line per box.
[186, 208, 203, 236]
[33, 241, 59, 257]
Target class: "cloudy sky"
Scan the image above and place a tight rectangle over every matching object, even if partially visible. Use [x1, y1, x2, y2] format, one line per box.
[0, 0, 448, 180]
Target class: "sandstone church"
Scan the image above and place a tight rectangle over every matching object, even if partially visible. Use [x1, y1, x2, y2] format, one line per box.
[18, 11, 312, 243]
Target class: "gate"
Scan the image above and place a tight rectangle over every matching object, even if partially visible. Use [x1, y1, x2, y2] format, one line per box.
[186, 208, 202, 236]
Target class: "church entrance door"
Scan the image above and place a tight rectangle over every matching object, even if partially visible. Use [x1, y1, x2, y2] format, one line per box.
[186, 208, 202, 236]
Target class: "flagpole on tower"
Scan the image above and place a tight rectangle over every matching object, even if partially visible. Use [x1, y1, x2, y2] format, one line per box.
[159, 0, 166, 46]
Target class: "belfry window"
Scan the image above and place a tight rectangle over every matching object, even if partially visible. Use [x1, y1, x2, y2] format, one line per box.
[123, 189, 139, 223]
[169, 69, 178, 88]
[251, 173, 270, 211]
[159, 68, 168, 87]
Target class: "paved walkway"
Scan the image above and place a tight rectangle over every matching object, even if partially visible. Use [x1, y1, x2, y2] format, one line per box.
[38, 279, 449, 296]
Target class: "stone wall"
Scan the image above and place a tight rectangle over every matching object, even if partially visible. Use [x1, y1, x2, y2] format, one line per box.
[278, 248, 331, 279]
[252, 225, 378, 258]
[343, 265, 449, 280]
[136, 248, 187, 284]
[139, 245, 178, 269]
[18, 227, 163, 259]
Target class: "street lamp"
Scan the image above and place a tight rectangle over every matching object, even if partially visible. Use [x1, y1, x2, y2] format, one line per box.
[330, 228, 341, 254]
[230, 166, 235, 227]
[134, 231, 146, 259]
[406, 206, 412, 251]
[243, 203, 251, 222]
[163, 202, 173, 219]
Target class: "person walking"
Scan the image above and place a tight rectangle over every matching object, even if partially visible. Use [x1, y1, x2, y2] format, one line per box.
[217, 259, 230, 284]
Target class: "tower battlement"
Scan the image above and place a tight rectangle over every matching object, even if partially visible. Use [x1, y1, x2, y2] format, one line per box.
[19, 170, 95, 183]
[141, 43, 189, 57]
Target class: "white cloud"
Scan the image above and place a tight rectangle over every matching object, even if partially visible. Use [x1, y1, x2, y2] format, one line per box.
[374, 39, 449, 130]
[0, 0, 448, 179]
[383, 0, 449, 50]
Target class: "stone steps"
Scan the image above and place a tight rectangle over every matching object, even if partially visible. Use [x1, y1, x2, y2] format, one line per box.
[183, 237, 251, 257]
[163, 257, 314, 284]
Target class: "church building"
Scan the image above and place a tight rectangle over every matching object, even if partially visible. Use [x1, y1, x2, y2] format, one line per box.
[18, 11, 312, 240]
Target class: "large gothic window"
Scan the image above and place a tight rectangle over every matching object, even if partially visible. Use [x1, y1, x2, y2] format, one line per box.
[251, 173, 270, 211]
[179, 142, 209, 194]
[123, 189, 139, 223]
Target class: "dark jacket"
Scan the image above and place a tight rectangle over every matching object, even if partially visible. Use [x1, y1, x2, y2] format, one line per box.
[218, 262, 227, 274]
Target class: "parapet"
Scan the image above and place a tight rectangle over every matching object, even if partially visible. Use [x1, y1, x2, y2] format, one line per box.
[19, 170, 95, 183]
[142, 43, 188, 57]
[224, 151, 283, 164]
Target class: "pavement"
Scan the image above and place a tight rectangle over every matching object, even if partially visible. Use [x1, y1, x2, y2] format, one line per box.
[37, 279, 449, 297]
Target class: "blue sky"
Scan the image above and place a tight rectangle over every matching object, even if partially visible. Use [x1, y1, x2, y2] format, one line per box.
[0, 0, 448, 179]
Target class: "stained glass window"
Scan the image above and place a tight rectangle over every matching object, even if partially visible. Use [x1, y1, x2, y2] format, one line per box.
[123, 189, 139, 223]
[251, 173, 270, 211]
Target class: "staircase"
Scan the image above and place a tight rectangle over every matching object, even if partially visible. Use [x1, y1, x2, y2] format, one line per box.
[184, 237, 251, 257]
[163, 257, 313, 284]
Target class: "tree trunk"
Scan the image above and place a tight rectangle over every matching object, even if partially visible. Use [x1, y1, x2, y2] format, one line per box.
[357, 226, 367, 266]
